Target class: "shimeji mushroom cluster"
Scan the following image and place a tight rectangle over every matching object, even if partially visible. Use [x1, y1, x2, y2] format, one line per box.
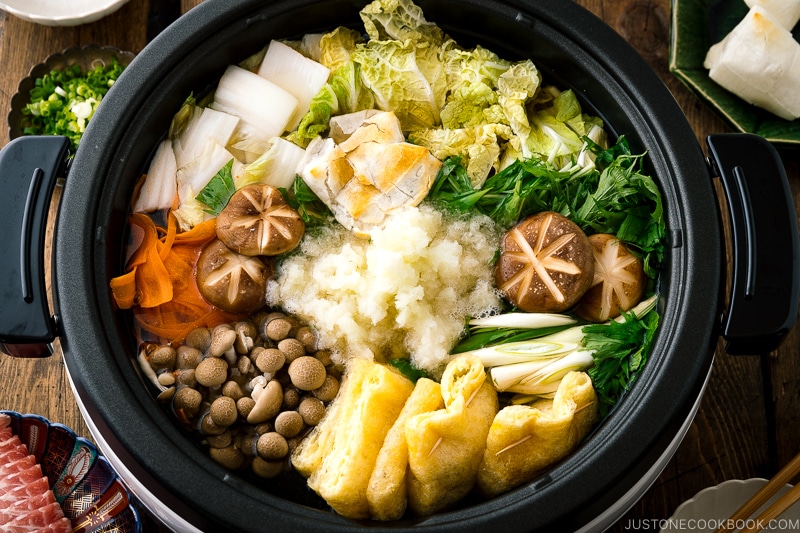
[139, 311, 340, 478]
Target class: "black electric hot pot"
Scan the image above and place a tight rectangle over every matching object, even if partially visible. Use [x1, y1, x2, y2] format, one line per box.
[1, 0, 798, 531]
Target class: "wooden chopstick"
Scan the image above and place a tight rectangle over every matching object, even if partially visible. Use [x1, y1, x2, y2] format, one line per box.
[714, 451, 800, 533]
[737, 483, 800, 533]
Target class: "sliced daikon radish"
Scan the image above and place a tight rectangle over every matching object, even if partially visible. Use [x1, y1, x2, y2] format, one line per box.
[745, 0, 800, 30]
[210, 65, 299, 140]
[258, 40, 331, 131]
[704, 6, 800, 120]
[173, 107, 240, 168]
[133, 140, 178, 213]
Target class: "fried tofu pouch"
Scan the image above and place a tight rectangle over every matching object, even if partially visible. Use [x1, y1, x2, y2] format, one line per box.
[476, 370, 598, 497]
[366, 377, 444, 521]
[405, 354, 498, 516]
[291, 358, 414, 519]
[290, 368, 349, 478]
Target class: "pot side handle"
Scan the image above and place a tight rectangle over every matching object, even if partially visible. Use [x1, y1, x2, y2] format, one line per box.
[0, 136, 70, 358]
[706, 133, 800, 355]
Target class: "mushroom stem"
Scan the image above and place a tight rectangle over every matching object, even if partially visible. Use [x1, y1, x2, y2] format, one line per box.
[138, 349, 167, 392]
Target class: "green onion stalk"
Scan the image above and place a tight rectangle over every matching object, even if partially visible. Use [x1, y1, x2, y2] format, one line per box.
[459, 295, 659, 412]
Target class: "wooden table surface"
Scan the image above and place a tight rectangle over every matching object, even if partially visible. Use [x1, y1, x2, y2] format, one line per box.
[1, 0, 799, 531]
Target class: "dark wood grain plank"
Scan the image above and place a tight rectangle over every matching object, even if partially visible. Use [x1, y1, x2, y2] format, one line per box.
[181, 0, 205, 14]
[769, 155, 800, 476]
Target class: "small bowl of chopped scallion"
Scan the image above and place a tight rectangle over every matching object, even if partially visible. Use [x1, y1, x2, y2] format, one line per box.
[8, 45, 134, 151]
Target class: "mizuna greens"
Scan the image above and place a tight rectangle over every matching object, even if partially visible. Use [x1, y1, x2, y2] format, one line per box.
[427, 136, 665, 277]
[584, 303, 659, 415]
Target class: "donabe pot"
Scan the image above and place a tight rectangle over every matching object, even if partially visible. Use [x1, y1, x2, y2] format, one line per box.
[1, 0, 798, 531]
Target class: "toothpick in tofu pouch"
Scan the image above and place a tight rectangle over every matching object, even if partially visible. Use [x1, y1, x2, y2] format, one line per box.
[476, 370, 599, 497]
[405, 354, 498, 516]
[367, 377, 444, 521]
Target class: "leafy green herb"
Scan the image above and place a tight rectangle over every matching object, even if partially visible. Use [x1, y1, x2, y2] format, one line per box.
[426, 155, 492, 211]
[427, 153, 592, 228]
[572, 138, 665, 277]
[279, 176, 335, 228]
[389, 358, 429, 383]
[196, 159, 236, 215]
[584, 307, 660, 417]
[22, 58, 126, 151]
[426, 136, 665, 276]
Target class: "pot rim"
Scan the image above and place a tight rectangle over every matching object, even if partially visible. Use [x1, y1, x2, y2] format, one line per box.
[54, 0, 720, 530]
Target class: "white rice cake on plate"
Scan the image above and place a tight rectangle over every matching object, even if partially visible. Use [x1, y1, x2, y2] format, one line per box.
[744, 0, 800, 30]
[704, 5, 800, 120]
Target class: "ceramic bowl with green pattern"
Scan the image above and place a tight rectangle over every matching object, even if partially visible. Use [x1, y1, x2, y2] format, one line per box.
[669, 0, 800, 145]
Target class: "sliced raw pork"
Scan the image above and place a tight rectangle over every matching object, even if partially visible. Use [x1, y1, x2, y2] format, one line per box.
[0, 413, 71, 533]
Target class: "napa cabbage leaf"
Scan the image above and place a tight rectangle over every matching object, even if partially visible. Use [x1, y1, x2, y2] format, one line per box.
[526, 88, 604, 167]
[439, 81, 504, 129]
[318, 26, 364, 71]
[443, 44, 511, 88]
[408, 123, 515, 187]
[498, 60, 541, 157]
[351, 39, 447, 131]
[360, 0, 446, 44]
[291, 61, 375, 146]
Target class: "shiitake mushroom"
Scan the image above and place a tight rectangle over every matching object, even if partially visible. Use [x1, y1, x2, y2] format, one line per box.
[216, 184, 305, 256]
[196, 238, 272, 313]
[495, 211, 594, 313]
[574, 233, 646, 322]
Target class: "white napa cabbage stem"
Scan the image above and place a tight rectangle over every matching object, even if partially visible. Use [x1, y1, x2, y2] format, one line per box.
[210, 65, 299, 141]
[541, 125, 579, 160]
[257, 39, 331, 131]
[133, 139, 178, 214]
[173, 107, 239, 168]
[542, 125, 565, 165]
[576, 124, 606, 169]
